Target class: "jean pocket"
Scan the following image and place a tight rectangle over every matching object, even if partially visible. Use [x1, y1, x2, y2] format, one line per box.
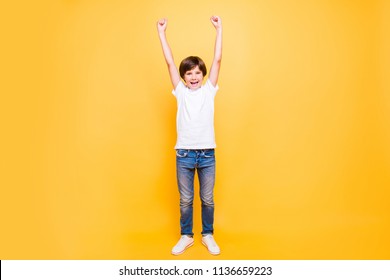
[176, 149, 188, 158]
[203, 149, 215, 158]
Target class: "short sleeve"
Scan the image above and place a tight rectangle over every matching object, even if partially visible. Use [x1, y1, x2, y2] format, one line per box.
[172, 81, 186, 97]
[205, 79, 219, 96]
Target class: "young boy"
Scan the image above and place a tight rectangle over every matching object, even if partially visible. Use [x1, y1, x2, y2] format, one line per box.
[157, 16, 222, 255]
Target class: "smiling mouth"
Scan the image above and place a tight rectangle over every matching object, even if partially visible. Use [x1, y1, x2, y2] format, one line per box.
[190, 81, 199, 86]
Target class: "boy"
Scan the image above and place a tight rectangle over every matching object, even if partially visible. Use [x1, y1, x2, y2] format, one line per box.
[157, 16, 222, 255]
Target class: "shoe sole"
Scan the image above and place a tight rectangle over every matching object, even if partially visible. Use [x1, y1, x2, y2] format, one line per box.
[202, 240, 221, 255]
[171, 241, 194, 256]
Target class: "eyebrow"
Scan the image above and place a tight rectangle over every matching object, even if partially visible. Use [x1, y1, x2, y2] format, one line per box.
[186, 70, 201, 73]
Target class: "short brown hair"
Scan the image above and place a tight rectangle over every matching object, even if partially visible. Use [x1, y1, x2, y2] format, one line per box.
[179, 56, 207, 79]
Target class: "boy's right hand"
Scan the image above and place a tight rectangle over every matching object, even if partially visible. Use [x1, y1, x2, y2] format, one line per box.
[157, 18, 167, 32]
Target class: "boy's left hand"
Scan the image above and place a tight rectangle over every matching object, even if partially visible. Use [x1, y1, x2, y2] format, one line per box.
[210, 16, 222, 29]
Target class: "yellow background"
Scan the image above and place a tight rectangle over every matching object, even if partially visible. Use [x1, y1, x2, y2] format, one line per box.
[1, 0, 389, 259]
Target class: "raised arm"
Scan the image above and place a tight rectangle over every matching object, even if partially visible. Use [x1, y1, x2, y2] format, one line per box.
[208, 16, 223, 87]
[157, 18, 181, 89]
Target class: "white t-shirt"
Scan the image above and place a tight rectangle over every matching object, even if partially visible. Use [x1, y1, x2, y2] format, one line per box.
[172, 79, 218, 149]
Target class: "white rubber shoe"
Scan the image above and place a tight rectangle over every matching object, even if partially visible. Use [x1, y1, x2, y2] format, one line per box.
[171, 235, 194, 255]
[201, 234, 220, 255]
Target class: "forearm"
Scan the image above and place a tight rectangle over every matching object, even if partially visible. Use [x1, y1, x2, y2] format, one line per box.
[213, 28, 222, 63]
[157, 27, 180, 88]
[158, 31, 175, 66]
[208, 16, 222, 87]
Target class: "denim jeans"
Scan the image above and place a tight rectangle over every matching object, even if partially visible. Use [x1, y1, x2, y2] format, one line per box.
[176, 149, 216, 236]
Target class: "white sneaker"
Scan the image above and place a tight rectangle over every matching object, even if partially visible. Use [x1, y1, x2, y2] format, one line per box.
[202, 234, 220, 255]
[171, 235, 194, 255]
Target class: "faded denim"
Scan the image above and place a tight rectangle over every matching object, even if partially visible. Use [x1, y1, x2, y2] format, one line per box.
[176, 149, 216, 236]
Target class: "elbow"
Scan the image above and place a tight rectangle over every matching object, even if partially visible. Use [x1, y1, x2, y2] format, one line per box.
[166, 60, 176, 68]
[167, 62, 176, 69]
[214, 57, 222, 64]
[215, 52, 222, 63]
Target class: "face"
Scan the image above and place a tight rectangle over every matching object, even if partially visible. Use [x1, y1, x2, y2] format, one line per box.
[183, 66, 204, 90]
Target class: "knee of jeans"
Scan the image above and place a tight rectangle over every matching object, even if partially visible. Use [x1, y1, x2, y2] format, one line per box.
[180, 196, 193, 207]
[201, 196, 214, 207]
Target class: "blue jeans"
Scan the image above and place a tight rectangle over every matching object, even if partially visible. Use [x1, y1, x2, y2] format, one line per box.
[176, 149, 216, 236]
